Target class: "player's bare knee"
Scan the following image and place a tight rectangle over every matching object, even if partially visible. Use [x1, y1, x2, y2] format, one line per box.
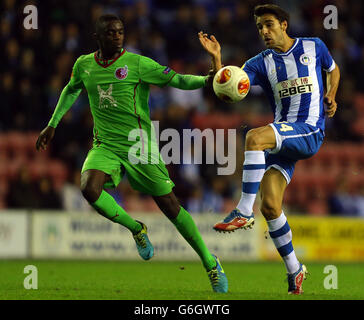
[80, 180, 102, 203]
[260, 199, 281, 221]
[245, 129, 263, 150]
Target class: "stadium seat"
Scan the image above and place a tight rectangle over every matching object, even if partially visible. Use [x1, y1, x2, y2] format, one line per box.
[283, 186, 299, 207]
[354, 94, 364, 115]
[0, 196, 6, 209]
[289, 173, 329, 210]
[300, 155, 317, 169]
[192, 113, 242, 130]
[306, 199, 329, 216]
[28, 160, 49, 179]
[337, 144, 359, 166]
[352, 118, 364, 137]
[347, 174, 364, 193]
[250, 114, 274, 128]
[0, 150, 10, 174]
[314, 144, 339, 168]
[47, 160, 68, 191]
[293, 161, 306, 174]
[0, 179, 9, 197]
[0, 165, 6, 181]
[7, 157, 28, 180]
[6, 131, 29, 158]
[357, 147, 364, 164]
[286, 140, 361, 213]
[294, 185, 309, 208]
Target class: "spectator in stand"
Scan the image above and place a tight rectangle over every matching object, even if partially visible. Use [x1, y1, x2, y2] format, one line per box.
[6, 166, 41, 209]
[37, 176, 63, 209]
[354, 184, 364, 217]
[328, 176, 358, 216]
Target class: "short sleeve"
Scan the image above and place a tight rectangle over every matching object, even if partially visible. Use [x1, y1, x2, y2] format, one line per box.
[68, 57, 84, 90]
[242, 55, 262, 86]
[139, 56, 177, 87]
[316, 38, 335, 72]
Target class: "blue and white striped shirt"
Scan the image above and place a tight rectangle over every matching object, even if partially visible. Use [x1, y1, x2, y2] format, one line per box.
[243, 37, 335, 131]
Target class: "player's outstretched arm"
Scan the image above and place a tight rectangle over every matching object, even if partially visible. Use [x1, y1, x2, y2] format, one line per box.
[324, 63, 340, 118]
[168, 73, 209, 90]
[198, 31, 222, 72]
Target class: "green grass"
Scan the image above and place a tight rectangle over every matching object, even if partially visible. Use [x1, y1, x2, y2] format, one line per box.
[0, 260, 363, 300]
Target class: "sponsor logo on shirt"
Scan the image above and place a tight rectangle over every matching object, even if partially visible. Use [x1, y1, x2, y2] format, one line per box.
[97, 84, 117, 108]
[276, 76, 314, 99]
[115, 65, 128, 80]
[163, 67, 171, 74]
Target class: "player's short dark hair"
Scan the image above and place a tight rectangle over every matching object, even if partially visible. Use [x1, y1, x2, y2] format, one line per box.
[95, 14, 122, 34]
[254, 4, 290, 29]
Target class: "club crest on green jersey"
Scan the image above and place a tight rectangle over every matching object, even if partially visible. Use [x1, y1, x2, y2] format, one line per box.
[97, 84, 117, 109]
[115, 65, 128, 80]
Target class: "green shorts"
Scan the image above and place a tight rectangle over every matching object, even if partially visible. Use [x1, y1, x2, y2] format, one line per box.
[81, 145, 175, 196]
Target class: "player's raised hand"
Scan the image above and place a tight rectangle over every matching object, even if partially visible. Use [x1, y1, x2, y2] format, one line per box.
[36, 126, 55, 151]
[198, 31, 223, 72]
[324, 95, 337, 118]
[198, 31, 221, 58]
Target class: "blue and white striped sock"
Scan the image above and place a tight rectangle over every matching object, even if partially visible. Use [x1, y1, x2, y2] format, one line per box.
[267, 212, 300, 274]
[236, 151, 265, 215]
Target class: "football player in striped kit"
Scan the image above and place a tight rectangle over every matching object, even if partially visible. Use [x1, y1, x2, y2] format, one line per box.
[199, 4, 340, 294]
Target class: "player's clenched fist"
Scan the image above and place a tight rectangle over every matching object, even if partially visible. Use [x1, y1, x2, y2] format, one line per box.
[36, 126, 55, 151]
[324, 95, 337, 118]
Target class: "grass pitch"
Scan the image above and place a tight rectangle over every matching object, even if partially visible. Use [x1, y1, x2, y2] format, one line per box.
[0, 260, 363, 300]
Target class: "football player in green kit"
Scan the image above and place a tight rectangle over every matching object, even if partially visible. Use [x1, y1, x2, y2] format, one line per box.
[36, 14, 227, 293]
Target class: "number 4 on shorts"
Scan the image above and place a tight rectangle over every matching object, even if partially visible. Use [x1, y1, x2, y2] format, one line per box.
[279, 123, 293, 132]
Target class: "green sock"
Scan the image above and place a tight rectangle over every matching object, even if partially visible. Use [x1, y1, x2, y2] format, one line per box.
[170, 206, 216, 271]
[92, 190, 142, 234]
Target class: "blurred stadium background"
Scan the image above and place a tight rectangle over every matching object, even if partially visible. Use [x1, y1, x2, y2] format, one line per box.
[1, 0, 364, 267]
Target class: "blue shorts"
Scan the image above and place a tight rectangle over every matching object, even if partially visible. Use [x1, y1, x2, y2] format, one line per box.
[265, 122, 324, 184]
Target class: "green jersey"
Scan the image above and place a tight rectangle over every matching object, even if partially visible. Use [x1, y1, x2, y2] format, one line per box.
[48, 49, 207, 154]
